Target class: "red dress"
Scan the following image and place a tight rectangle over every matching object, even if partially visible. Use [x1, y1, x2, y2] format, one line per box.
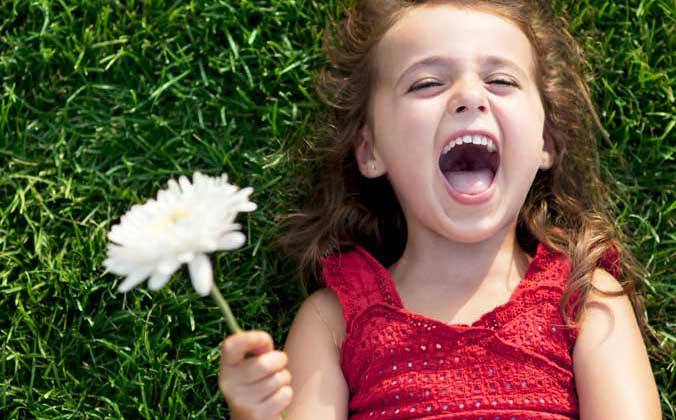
[320, 242, 620, 420]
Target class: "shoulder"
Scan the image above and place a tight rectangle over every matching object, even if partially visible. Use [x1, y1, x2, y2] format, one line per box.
[589, 267, 625, 294]
[576, 268, 631, 333]
[572, 269, 662, 419]
[576, 268, 634, 343]
[285, 288, 347, 353]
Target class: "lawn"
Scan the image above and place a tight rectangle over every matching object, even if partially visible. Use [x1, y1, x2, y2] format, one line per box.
[0, 0, 674, 418]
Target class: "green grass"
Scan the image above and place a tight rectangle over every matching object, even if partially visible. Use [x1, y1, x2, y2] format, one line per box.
[0, 0, 673, 418]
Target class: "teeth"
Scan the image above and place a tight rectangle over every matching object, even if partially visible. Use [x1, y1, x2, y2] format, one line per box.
[442, 134, 498, 155]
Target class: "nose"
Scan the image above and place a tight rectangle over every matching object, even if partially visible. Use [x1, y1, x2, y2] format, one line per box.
[448, 78, 488, 114]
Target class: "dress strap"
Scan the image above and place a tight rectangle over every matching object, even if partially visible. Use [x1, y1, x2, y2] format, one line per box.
[320, 245, 399, 331]
[537, 242, 623, 346]
[523, 242, 623, 291]
[598, 243, 622, 278]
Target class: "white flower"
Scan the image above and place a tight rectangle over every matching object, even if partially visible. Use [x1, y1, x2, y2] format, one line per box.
[103, 172, 257, 296]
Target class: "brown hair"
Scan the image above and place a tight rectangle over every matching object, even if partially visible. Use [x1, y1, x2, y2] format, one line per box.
[280, 0, 652, 344]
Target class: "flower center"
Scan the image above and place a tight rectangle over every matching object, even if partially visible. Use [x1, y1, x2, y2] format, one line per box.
[168, 209, 189, 224]
[151, 208, 191, 232]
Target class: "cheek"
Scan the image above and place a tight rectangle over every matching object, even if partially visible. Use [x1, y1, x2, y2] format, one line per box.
[371, 97, 442, 206]
[374, 96, 442, 157]
[390, 97, 442, 133]
[494, 97, 545, 154]
[491, 100, 546, 202]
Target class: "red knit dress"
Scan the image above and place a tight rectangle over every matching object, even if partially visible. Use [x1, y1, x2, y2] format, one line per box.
[320, 242, 621, 420]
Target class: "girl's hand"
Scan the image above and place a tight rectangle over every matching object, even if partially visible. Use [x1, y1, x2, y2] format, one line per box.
[219, 330, 293, 420]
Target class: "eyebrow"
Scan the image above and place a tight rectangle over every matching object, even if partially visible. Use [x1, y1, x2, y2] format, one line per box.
[395, 54, 530, 86]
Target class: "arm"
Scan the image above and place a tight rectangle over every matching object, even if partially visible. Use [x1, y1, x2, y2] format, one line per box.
[283, 288, 350, 419]
[573, 269, 662, 420]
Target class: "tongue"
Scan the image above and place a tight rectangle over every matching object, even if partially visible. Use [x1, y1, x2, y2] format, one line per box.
[445, 169, 494, 195]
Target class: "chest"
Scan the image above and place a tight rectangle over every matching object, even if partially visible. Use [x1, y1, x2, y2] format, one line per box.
[397, 282, 518, 326]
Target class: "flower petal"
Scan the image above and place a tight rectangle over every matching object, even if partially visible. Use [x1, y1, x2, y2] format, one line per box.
[177, 252, 194, 263]
[178, 175, 192, 193]
[216, 232, 245, 250]
[167, 179, 181, 194]
[117, 269, 151, 293]
[148, 272, 172, 291]
[188, 254, 213, 296]
[157, 259, 182, 275]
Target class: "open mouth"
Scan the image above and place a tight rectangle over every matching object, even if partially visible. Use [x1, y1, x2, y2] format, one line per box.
[438, 136, 500, 196]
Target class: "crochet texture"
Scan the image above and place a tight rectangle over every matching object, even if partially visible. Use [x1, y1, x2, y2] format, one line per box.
[320, 242, 621, 420]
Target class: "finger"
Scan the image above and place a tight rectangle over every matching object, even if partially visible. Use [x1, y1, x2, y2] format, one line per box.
[247, 330, 275, 356]
[240, 350, 288, 385]
[249, 369, 293, 404]
[222, 330, 274, 365]
[218, 360, 236, 398]
[219, 350, 288, 402]
[260, 385, 293, 418]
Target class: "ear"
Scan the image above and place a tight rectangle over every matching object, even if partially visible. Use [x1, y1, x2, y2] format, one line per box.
[539, 128, 555, 170]
[355, 123, 387, 178]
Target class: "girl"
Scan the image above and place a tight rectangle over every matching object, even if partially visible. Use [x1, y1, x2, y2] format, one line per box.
[219, 0, 662, 419]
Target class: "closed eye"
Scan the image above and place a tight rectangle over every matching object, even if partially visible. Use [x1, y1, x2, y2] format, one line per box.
[489, 78, 518, 87]
[408, 80, 442, 92]
[410, 79, 518, 92]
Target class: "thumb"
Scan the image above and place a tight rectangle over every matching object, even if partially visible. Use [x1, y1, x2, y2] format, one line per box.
[221, 330, 274, 365]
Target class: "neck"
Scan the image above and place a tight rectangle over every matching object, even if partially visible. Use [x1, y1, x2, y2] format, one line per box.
[389, 221, 532, 294]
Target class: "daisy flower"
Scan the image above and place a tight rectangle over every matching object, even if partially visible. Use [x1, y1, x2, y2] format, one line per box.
[103, 171, 256, 332]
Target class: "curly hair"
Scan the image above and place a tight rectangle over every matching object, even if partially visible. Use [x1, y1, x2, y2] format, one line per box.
[280, 0, 650, 344]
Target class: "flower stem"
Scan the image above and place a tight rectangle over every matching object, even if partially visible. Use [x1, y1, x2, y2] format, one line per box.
[210, 285, 242, 334]
[210, 286, 288, 419]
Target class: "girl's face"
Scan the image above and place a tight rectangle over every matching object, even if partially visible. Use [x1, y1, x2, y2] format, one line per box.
[357, 5, 552, 244]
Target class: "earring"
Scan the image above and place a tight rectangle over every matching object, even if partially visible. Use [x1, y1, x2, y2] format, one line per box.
[371, 162, 376, 171]
[541, 154, 552, 169]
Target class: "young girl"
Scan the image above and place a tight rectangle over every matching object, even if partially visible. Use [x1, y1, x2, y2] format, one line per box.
[219, 1, 662, 419]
